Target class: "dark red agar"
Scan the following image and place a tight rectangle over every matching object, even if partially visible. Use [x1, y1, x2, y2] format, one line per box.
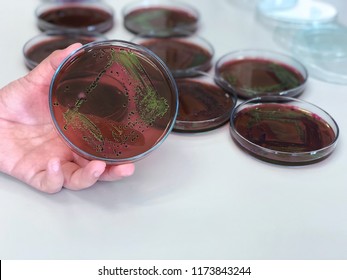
[233, 103, 336, 153]
[217, 58, 306, 99]
[24, 36, 96, 70]
[139, 38, 213, 77]
[174, 79, 235, 132]
[38, 5, 114, 33]
[123, 6, 198, 34]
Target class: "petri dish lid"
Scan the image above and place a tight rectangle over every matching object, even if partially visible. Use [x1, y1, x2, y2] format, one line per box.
[132, 33, 214, 78]
[23, 30, 106, 70]
[284, 24, 347, 84]
[174, 73, 237, 132]
[230, 96, 339, 165]
[257, 0, 337, 27]
[122, 0, 199, 35]
[49, 40, 179, 164]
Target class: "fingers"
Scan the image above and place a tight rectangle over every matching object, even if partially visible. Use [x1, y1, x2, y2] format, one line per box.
[100, 163, 135, 181]
[61, 160, 107, 191]
[62, 161, 135, 190]
[49, 43, 83, 71]
[30, 159, 135, 193]
[67, 154, 135, 182]
[29, 158, 104, 193]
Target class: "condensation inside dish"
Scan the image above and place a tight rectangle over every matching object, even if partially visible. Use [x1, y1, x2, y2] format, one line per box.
[51, 45, 176, 160]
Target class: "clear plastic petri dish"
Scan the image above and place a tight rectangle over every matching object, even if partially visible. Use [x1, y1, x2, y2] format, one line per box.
[174, 73, 237, 132]
[36, 0, 114, 33]
[132, 33, 214, 78]
[23, 30, 106, 70]
[122, 0, 199, 35]
[274, 23, 347, 84]
[256, 0, 337, 28]
[230, 96, 339, 165]
[49, 40, 179, 164]
[214, 49, 308, 99]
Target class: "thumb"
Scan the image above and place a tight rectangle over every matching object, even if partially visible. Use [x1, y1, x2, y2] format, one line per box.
[27, 43, 82, 86]
[49, 42, 83, 71]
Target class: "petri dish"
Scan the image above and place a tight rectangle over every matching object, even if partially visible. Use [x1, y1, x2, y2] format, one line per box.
[215, 49, 308, 99]
[256, 0, 337, 28]
[275, 23, 347, 84]
[36, 1, 114, 33]
[23, 30, 106, 70]
[174, 73, 237, 132]
[230, 96, 339, 165]
[49, 40, 179, 164]
[132, 33, 214, 78]
[123, 0, 199, 35]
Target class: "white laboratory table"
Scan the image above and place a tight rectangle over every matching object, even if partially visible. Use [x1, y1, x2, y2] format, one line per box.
[0, 0, 346, 260]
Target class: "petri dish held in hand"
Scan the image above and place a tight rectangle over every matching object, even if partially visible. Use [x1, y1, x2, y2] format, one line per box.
[23, 31, 106, 70]
[123, 0, 199, 35]
[36, 1, 114, 33]
[49, 40, 178, 164]
[215, 49, 308, 99]
[230, 96, 339, 165]
[174, 74, 237, 132]
[132, 33, 214, 78]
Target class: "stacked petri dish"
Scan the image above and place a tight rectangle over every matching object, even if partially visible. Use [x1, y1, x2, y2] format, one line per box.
[122, 0, 200, 36]
[124, 0, 203, 72]
[132, 32, 214, 78]
[23, 0, 114, 69]
[23, 30, 106, 70]
[256, 0, 347, 85]
[124, 0, 238, 133]
[256, 0, 338, 28]
[36, 0, 114, 33]
[274, 23, 347, 85]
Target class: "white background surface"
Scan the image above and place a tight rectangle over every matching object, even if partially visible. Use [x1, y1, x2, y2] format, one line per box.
[0, 0, 346, 259]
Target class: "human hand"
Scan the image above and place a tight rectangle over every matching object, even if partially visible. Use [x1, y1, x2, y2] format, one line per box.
[0, 43, 135, 193]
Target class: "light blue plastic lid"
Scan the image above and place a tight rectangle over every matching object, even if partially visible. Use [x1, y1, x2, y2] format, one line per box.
[275, 23, 347, 84]
[257, 0, 337, 27]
